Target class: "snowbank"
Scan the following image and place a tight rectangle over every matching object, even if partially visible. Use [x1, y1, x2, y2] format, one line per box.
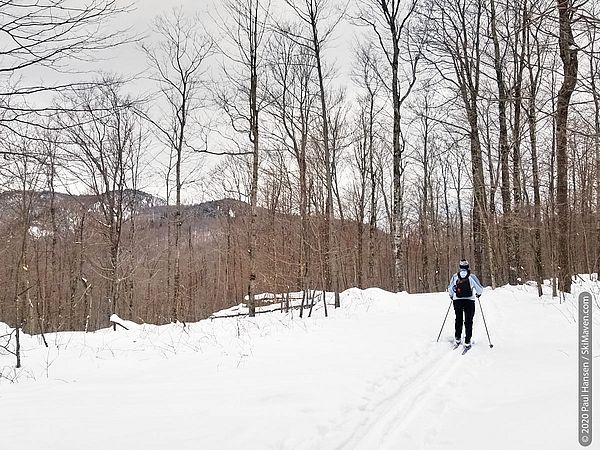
[1, 280, 599, 450]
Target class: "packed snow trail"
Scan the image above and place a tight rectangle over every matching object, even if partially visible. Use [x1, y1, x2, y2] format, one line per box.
[317, 341, 463, 450]
[0, 282, 598, 450]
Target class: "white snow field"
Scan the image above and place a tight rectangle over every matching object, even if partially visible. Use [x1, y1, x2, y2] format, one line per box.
[1, 280, 599, 450]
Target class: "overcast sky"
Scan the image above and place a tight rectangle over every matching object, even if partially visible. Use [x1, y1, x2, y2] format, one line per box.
[106, 0, 358, 203]
[32, 0, 358, 203]
[118, 0, 355, 84]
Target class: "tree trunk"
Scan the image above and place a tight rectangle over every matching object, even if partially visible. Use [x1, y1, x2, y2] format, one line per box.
[467, 104, 487, 280]
[248, 2, 261, 317]
[392, 48, 404, 292]
[589, 33, 600, 276]
[368, 122, 377, 285]
[309, 6, 336, 303]
[490, 0, 514, 284]
[174, 121, 184, 322]
[525, 2, 544, 297]
[420, 97, 430, 292]
[556, 0, 578, 293]
[511, 1, 527, 284]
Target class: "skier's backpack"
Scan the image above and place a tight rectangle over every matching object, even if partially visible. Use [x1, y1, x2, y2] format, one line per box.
[455, 273, 473, 298]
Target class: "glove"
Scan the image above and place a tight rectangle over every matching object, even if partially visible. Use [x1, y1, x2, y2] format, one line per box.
[476, 294, 481, 298]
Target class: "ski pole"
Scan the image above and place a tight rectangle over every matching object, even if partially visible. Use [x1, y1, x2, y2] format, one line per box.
[436, 300, 453, 342]
[477, 297, 494, 348]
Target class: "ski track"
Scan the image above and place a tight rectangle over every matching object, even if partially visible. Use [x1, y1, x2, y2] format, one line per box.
[313, 341, 464, 450]
[311, 292, 506, 450]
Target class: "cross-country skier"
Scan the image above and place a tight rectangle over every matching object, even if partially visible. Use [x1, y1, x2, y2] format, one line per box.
[448, 259, 483, 349]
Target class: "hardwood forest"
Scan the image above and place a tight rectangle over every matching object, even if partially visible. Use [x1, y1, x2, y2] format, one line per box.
[0, 0, 599, 345]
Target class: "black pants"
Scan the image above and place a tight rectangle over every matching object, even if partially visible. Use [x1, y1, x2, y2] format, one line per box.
[453, 299, 475, 343]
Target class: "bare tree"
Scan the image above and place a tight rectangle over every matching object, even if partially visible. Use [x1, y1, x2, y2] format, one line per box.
[524, 0, 550, 296]
[556, 0, 578, 293]
[216, 0, 270, 316]
[587, 11, 600, 276]
[425, 0, 489, 282]
[265, 28, 317, 293]
[58, 79, 145, 329]
[0, 0, 130, 135]
[142, 9, 213, 321]
[488, 0, 516, 284]
[354, 0, 420, 291]
[0, 131, 50, 366]
[281, 0, 343, 306]
[352, 42, 384, 287]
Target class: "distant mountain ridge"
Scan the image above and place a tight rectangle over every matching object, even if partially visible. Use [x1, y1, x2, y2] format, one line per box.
[0, 189, 250, 229]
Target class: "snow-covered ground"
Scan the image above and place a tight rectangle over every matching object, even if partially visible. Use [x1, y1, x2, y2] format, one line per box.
[1, 280, 599, 450]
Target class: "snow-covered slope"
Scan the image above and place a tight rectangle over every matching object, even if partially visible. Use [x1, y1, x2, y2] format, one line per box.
[1, 281, 598, 450]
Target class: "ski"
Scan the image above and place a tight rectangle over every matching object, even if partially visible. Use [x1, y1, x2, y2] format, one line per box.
[462, 345, 472, 355]
[452, 342, 461, 350]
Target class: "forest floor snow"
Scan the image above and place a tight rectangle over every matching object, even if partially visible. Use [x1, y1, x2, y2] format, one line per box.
[1, 280, 599, 450]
